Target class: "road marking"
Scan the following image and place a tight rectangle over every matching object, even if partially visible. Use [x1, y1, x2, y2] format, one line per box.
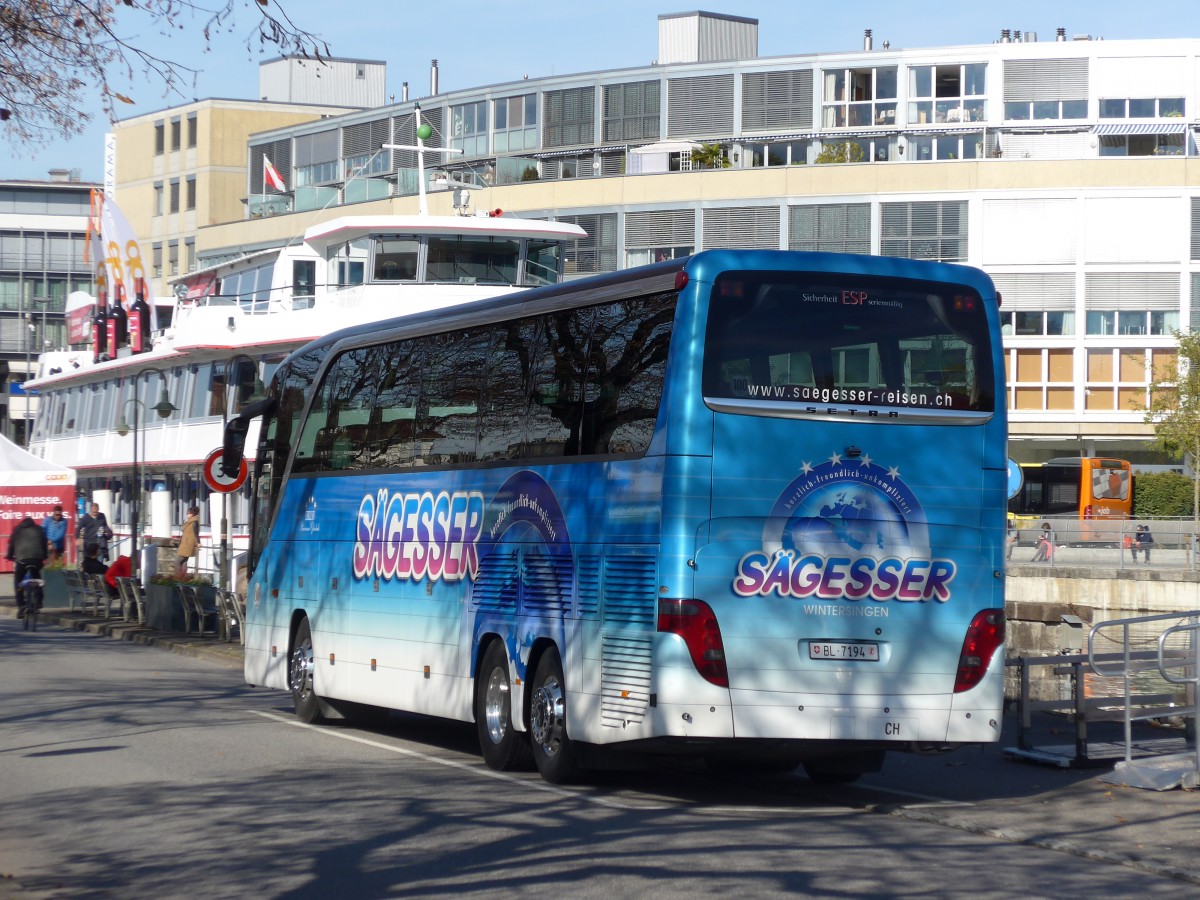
[252, 710, 971, 812]
[251, 710, 665, 811]
[855, 784, 972, 806]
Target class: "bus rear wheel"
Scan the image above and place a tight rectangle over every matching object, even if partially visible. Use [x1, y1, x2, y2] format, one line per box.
[475, 641, 532, 771]
[529, 648, 578, 784]
[290, 618, 326, 724]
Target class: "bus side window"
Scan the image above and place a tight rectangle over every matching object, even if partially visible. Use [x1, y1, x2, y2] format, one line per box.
[367, 340, 419, 469]
[579, 293, 673, 455]
[527, 309, 590, 457]
[416, 329, 488, 466]
[479, 322, 535, 461]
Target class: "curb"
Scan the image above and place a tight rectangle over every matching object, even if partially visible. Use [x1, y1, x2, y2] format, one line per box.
[3, 602, 243, 670]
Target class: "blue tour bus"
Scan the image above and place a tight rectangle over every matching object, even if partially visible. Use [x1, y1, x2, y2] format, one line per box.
[224, 249, 1007, 784]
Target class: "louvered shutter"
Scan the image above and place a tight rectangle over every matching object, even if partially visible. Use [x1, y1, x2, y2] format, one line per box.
[1085, 273, 1180, 310]
[742, 70, 814, 131]
[788, 203, 870, 254]
[1191, 198, 1200, 261]
[989, 273, 1076, 310]
[1004, 58, 1089, 102]
[543, 87, 596, 149]
[603, 81, 661, 142]
[625, 209, 696, 247]
[702, 206, 780, 250]
[390, 109, 444, 169]
[249, 138, 291, 192]
[667, 75, 735, 137]
[880, 201, 968, 261]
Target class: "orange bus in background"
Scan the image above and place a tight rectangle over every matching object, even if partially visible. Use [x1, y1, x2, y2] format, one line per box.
[1008, 457, 1133, 524]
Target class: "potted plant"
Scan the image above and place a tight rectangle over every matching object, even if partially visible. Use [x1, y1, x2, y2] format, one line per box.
[39, 558, 71, 609]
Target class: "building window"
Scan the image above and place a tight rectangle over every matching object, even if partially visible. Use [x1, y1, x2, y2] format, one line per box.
[450, 100, 488, 158]
[822, 65, 897, 127]
[185, 239, 195, 273]
[1001, 310, 1076, 336]
[907, 63, 986, 125]
[745, 140, 811, 166]
[1098, 134, 1185, 157]
[1007, 348, 1075, 411]
[493, 93, 538, 152]
[1084, 349, 1166, 412]
[1004, 98, 1087, 121]
[294, 161, 338, 187]
[154, 122, 165, 155]
[905, 132, 985, 161]
[153, 182, 163, 217]
[1086, 309, 1179, 335]
[152, 243, 163, 278]
[170, 117, 181, 152]
[185, 177, 196, 211]
[1099, 97, 1185, 118]
[186, 114, 197, 148]
[168, 179, 180, 214]
[168, 241, 179, 276]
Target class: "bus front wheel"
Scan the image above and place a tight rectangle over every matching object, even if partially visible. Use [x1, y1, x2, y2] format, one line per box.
[290, 618, 326, 724]
[529, 647, 578, 783]
[475, 641, 532, 771]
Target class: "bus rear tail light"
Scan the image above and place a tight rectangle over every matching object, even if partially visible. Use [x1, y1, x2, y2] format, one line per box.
[658, 599, 728, 687]
[954, 608, 1006, 693]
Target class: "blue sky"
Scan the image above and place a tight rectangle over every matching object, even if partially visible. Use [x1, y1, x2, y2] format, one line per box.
[3, 0, 1200, 182]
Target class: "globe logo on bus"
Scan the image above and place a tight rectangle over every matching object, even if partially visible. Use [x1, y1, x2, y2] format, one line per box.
[764, 452, 930, 562]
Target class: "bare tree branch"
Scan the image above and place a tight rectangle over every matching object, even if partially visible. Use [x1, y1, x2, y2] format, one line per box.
[0, 1, 329, 146]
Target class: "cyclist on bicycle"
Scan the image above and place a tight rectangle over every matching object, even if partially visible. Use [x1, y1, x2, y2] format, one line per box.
[6, 515, 48, 620]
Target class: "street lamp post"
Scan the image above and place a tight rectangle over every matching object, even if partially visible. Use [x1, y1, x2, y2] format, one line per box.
[219, 355, 264, 590]
[116, 368, 177, 582]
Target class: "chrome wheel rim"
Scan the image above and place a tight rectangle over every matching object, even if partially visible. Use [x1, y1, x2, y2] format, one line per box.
[530, 673, 565, 757]
[290, 634, 314, 701]
[483, 665, 511, 745]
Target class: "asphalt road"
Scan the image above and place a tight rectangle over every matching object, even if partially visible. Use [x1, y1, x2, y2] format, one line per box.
[1, 616, 1197, 898]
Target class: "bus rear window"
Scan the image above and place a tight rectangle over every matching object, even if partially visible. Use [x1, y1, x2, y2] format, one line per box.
[702, 271, 994, 414]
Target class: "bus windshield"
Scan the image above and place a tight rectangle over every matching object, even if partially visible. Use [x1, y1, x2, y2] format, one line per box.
[702, 271, 994, 414]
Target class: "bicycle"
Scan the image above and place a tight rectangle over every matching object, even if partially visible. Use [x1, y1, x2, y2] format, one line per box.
[19, 575, 45, 632]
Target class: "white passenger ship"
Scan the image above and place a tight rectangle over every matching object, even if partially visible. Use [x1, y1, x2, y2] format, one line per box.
[26, 202, 585, 570]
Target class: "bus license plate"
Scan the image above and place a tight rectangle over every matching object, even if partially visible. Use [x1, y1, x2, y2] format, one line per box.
[808, 641, 879, 661]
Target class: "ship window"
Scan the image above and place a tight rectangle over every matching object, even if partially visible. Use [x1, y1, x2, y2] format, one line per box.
[372, 236, 419, 281]
[426, 236, 518, 285]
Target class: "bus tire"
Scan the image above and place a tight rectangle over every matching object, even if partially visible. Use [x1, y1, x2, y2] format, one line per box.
[475, 640, 532, 771]
[529, 647, 578, 784]
[290, 617, 326, 724]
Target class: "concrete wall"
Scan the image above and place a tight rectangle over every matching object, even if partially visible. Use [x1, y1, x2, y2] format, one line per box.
[1005, 567, 1200, 701]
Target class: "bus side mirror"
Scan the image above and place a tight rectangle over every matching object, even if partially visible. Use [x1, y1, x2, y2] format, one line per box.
[222, 396, 276, 476]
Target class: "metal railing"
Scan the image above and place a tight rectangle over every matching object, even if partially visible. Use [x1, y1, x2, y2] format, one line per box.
[1009, 516, 1200, 571]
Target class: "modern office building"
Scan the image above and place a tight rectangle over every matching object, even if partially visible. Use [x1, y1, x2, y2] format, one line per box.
[117, 12, 1200, 466]
[0, 172, 96, 443]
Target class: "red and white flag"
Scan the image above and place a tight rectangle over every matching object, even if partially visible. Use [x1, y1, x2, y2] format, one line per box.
[263, 155, 286, 192]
